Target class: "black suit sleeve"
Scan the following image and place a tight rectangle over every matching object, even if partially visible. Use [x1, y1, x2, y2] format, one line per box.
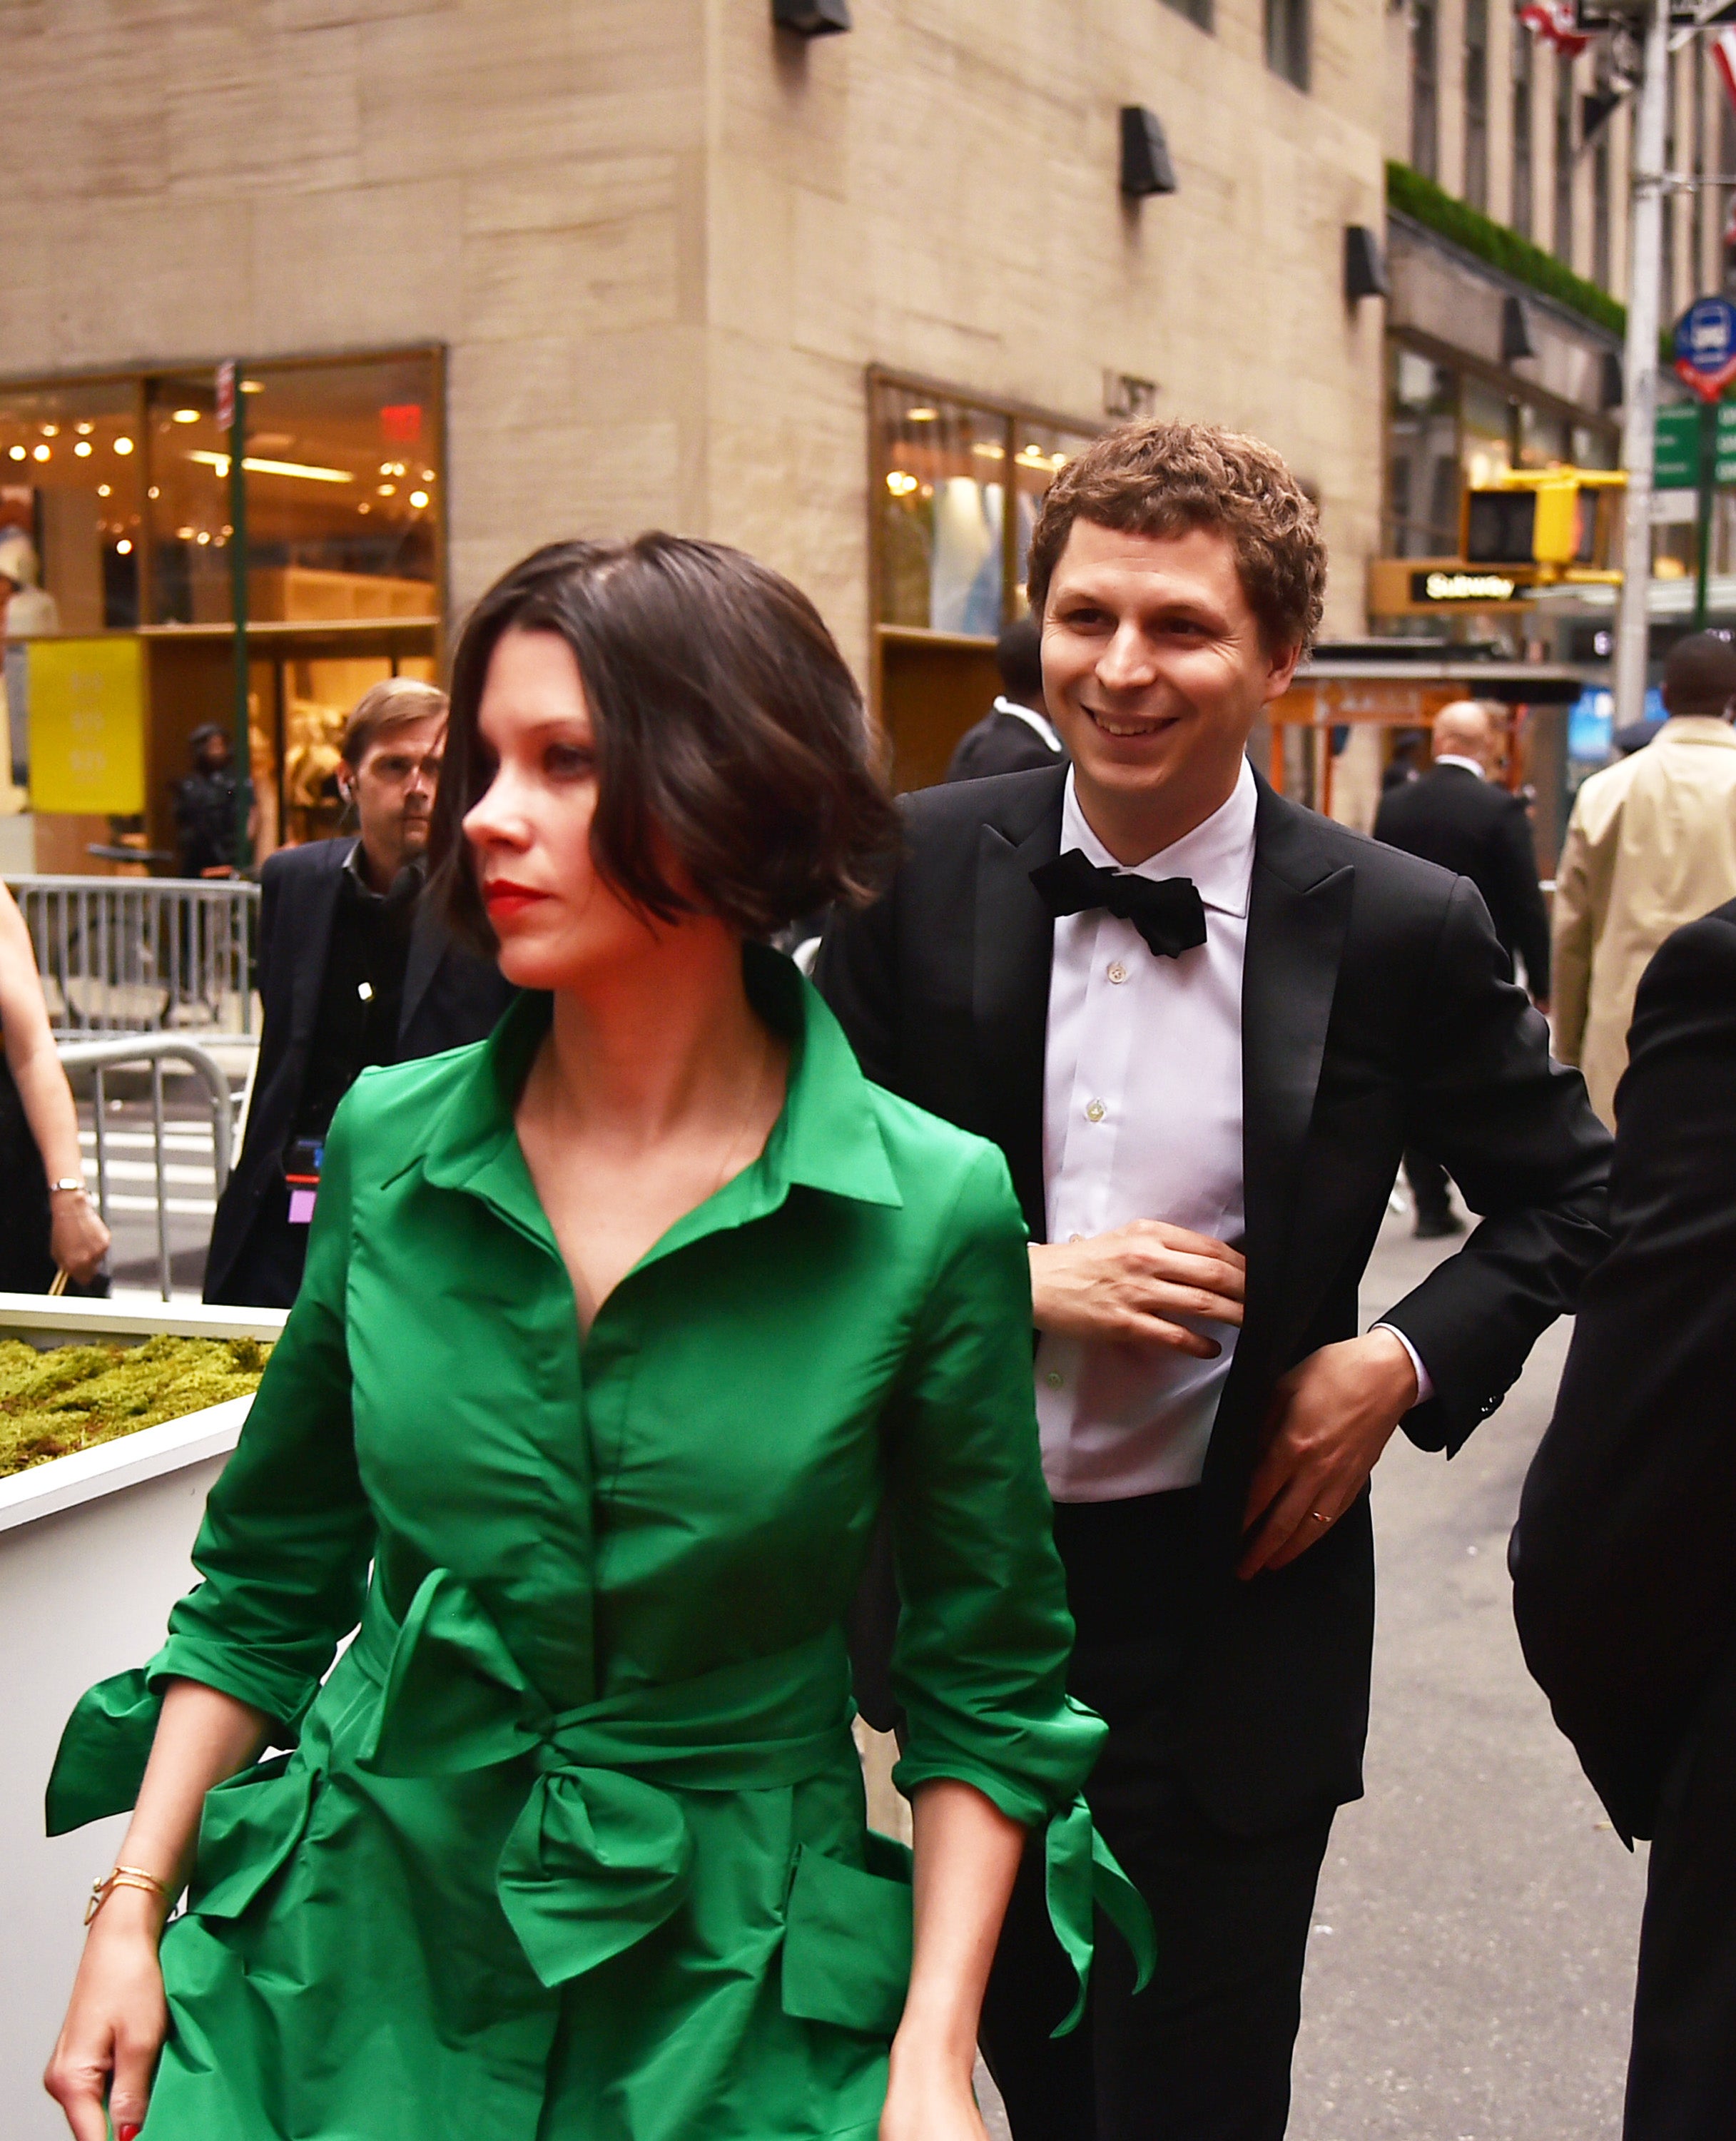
[1487, 799, 1552, 998]
[254, 855, 282, 1003]
[813, 864, 903, 1090]
[1511, 910, 1736, 1837]
[1379, 876, 1610, 1451]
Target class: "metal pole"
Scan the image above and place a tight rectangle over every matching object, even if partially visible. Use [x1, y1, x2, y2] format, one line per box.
[1697, 395, 1715, 627]
[228, 370, 253, 873]
[1614, 0, 1671, 729]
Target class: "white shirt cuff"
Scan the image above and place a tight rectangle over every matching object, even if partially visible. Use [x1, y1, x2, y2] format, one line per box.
[1373, 1322, 1433, 1407]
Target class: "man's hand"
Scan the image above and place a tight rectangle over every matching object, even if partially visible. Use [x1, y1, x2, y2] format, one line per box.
[1030, 1221, 1244, 1358]
[1237, 1330, 1419, 1579]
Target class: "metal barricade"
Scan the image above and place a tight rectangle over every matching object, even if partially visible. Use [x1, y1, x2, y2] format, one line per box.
[56, 1036, 240, 1302]
[7, 875, 260, 1037]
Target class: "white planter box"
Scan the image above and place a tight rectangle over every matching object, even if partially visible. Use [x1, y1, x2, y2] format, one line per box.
[0, 1292, 285, 2140]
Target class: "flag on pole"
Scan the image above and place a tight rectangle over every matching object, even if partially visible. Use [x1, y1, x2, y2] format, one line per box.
[1520, 0, 1590, 59]
[1712, 25, 1736, 116]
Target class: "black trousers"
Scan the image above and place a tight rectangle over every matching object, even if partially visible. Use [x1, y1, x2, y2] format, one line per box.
[980, 1492, 1334, 2141]
[206, 1184, 310, 1310]
[1402, 1148, 1453, 1225]
[1624, 1637, 1736, 2140]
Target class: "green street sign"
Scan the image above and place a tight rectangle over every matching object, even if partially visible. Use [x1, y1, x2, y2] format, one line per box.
[1654, 402, 1736, 488]
[1655, 405, 1700, 487]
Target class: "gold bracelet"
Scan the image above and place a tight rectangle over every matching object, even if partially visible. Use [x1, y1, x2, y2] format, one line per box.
[85, 1864, 171, 1925]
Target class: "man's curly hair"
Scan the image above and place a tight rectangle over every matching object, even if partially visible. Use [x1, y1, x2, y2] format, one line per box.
[1026, 419, 1327, 654]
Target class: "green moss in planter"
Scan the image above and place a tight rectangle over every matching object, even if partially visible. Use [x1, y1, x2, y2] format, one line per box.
[0, 1334, 272, 1479]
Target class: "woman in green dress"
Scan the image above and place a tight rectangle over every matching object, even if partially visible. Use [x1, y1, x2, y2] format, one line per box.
[44, 535, 1149, 2141]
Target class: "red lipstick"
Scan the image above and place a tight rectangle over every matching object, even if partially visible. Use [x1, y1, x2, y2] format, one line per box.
[482, 879, 549, 919]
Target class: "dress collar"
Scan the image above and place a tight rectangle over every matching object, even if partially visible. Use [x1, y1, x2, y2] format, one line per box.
[1433, 754, 1486, 779]
[1060, 754, 1258, 919]
[412, 943, 900, 1252]
[1658, 716, 1736, 748]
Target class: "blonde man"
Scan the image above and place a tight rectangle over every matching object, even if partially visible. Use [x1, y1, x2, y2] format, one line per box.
[204, 679, 513, 1306]
[1554, 631, 1736, 1126]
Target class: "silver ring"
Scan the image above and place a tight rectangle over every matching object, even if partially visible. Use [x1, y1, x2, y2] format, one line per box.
[1309, 1509, 1330, 1526]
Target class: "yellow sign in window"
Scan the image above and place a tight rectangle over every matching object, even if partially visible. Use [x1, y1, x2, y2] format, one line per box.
[28, 638, 146, 816]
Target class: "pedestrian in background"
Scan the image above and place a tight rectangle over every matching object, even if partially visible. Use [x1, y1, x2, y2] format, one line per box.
[1513, 896, 1736, 2140]
[171, 724, 238, 880]
[945, 614, 1067, 781]
[1374, 699, 1552, 1237]
[0, 881, 109, 1292]
[1553, 629, 1736, 1125]
[203, 679, 512, 1307]
[819, 419, 1609, 2141]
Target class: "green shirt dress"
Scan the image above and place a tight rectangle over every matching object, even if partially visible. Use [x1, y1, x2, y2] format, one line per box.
[49, 949, 1149, 2141]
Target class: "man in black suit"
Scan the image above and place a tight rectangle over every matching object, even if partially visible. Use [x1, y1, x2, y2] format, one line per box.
[1374, 699, 1553, 1238]
[1513, 901, 1736, 2141]
[204, 679, 512, 1307]
[818, 420, 1610, 2141]
[945, 614, 1069, 781]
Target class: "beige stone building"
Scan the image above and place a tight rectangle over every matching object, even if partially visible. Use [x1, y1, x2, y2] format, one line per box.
[0, 0, 1396, 854]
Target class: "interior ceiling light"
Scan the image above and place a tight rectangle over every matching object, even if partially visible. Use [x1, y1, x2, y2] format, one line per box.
[971, 441, 1006, 460]
[906, 408, 938, 422]
[377, 482, 396, 496]
[113, 437, 133, 455]
[420, 468, 435, 482]
[116, 538, 133, 555]
[41, 423, 59, 437]
[240, 378, 264, 393]
[32, 444, 51, 462]
[75, 422, 93, 436]
[96, 484, 111, 497]
[176, 525, 195, 540]
[408, 489, 430, 509]
[73, 440, 93, 457]
[187, 449, 354, 484]
[172, 408, 200, 425]
[196, 530, 211, 545]
[148, 486, 160, 499]
[885, 470, 918, 496]
[6, 446, 24, 462]
[357, 502, 371, 515]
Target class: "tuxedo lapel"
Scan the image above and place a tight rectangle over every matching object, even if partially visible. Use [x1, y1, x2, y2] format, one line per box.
[399, 899, 443, 1048]
[972, 776, 1064, 1240]
[1203, 783, 1356, 1522]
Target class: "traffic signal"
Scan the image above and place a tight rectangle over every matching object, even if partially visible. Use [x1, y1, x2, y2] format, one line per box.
[1462, 469, 1623, 578]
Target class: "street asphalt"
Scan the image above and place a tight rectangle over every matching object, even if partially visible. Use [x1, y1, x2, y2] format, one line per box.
[978, 1196, 1648, 2141]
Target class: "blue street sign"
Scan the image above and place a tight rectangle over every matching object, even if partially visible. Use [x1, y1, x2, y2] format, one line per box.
[1674, 296, 1736, 401]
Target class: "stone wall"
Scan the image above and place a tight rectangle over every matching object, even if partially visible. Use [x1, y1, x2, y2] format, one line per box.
[0, 0, 1387, 676]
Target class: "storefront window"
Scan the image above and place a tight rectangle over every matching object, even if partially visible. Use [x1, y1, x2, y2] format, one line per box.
[1386, 346, 1459, 555]
[0, 378, 144, 634]
[873, 378, 1092, 639]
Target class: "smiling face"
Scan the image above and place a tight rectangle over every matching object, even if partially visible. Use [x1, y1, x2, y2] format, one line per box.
[1040, 519, 1301, 864]
[462, 627, 668, 992]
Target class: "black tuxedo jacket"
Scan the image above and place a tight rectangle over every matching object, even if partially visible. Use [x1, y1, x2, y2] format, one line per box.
[203, 839, 514, 1302]
[817, 765, 1610, 1833]
[1512, 899, 1736, 1843]
[1373, 763, 1552, 996]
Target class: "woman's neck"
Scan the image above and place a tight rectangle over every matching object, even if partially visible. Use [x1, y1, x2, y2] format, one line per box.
[537, 923, 766, 1145]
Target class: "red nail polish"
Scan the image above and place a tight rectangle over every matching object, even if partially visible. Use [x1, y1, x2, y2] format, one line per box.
[116, 2124, 141, 2140]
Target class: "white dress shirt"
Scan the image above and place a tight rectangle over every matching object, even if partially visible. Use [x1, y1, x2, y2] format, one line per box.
[1036, 760, 1257, 1500]
[1035, 759, 1430, 1503]
[1433, 754, 1486, 779]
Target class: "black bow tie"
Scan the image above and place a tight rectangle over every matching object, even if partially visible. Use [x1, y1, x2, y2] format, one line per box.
[1029, 849, 1208, 959]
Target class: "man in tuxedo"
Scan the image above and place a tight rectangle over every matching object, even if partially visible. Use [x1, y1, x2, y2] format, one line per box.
[1513, 900, 1736, 2140]
[945, 614, 1069, 781]
[1374, 699, 1552, 1237]
[817, 420, 1610, 2140]
[204, 679, 512, 1306]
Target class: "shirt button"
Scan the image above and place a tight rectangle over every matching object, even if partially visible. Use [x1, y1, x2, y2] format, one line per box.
[1107, 961, 1129, 984]
[1045, 1370, 1065, 1389]
[1085, 1098, 1107, 1123]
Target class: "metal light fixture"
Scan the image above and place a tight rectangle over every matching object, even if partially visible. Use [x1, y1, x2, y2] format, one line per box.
[1120, 106, 1177, 198]
[773, 0, 850, 32]
[1344, 226, 1388, 302]
[1501, 295, 1537, 363]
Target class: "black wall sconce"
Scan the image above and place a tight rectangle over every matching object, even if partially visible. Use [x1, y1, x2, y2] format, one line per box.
[773, 0, 851, 31]
[1501, 294, 1537, 363]
[1344, 225, 1388, 302]
[1120, 106, 1178, 198]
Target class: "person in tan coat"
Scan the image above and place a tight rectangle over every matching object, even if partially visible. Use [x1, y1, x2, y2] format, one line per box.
[1553, 631, 1736, 1124]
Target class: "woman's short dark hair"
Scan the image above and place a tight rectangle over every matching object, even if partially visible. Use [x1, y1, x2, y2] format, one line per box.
[431, 534, 898, 948]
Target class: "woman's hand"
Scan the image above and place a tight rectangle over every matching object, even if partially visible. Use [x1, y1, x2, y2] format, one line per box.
[880, 2033, 989, 2141]
[44, 1888, 169, 2141]
[49, 1192, 110, 1285]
